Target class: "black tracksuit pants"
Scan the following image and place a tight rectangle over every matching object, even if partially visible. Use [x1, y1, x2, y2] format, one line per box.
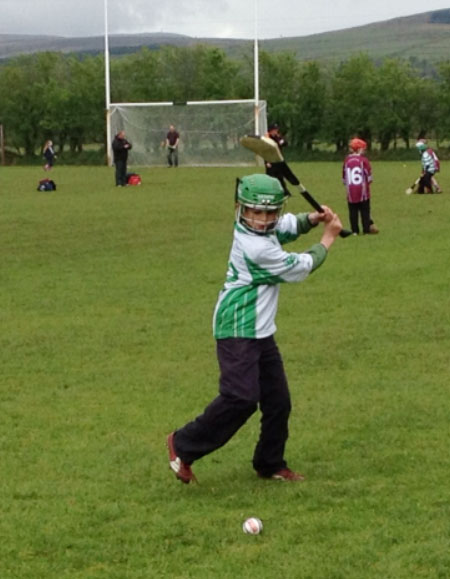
[348, 199, 371, 234]
[173, 336, 292, 477]
[114, 159, 127, 186]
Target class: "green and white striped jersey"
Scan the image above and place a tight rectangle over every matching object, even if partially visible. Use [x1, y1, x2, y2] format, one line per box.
[421, 149, 436, 174]
[213, 213, 328, 339]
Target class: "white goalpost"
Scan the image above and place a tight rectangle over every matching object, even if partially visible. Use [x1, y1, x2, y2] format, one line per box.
[103, 0, 266, 167]
[104, 0, 112, 166]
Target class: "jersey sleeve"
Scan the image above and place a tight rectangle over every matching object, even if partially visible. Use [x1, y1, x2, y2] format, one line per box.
[275, 212, 313, 244]
[343, 156, 349, 183]
[364, 157, 373, 182]
[244, 235, 327, 284]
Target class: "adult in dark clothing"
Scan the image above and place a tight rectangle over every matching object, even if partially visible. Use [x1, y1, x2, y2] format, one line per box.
[112, 131, 132, 186]
[43, 140, 56, 171]
[166, 125, 180, 167]
[264, 123, 292, 195]
[266, 123, 288, 151]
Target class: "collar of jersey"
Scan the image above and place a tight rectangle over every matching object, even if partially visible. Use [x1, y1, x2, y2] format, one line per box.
[234, 221, 272, 236]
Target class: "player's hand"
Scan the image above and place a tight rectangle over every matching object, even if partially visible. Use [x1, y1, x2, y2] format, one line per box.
[324, 213, 343, 236]
[308, 205, 333, 225]
[319, 213, 343, 249]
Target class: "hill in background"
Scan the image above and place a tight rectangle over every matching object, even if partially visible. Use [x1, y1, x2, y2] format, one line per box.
[1, 9, 450, 65]
[263, 10, 450, 64]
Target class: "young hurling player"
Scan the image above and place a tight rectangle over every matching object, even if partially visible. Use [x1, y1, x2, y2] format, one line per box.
[416, 140, 441, 194]
[167, 174, 342, 483]
[342, 138, 378, 235]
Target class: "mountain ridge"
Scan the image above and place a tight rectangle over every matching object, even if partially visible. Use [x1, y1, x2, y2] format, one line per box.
[1, 9, 450, 63]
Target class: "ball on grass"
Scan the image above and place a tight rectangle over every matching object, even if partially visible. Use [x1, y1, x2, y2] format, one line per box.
[243, 517, 263, 535]
[405, 188, 413, 195]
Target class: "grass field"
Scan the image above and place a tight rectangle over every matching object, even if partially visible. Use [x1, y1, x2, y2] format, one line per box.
[1, 163, 449, 579]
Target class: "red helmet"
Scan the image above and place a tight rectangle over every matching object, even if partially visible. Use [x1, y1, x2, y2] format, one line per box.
[350, 138, 367, 151]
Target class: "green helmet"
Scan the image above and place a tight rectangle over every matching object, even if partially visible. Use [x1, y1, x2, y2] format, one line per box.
[236, 174, 286, 234]
[416, 141, 427, 152]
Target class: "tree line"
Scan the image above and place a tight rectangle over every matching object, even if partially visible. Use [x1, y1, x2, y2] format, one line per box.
[1, 45, 450, 161]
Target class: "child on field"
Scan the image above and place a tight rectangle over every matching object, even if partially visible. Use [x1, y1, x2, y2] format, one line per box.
[416, 140, 442, 193]
[342, 138, 378, 235]
[167, 174, 343, 484]
[43, 140, 56, 171]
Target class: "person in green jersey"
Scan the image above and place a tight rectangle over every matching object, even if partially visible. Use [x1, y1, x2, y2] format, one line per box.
[168, 174, 343, 483]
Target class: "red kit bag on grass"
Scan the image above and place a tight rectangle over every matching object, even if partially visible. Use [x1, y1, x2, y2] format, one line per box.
[127, 173, 142, 185]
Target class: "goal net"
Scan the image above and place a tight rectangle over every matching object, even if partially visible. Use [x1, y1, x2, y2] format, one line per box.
[109, 100, 267, 167]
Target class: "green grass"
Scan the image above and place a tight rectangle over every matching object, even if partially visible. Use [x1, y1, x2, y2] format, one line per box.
[1, 163, 449, 578]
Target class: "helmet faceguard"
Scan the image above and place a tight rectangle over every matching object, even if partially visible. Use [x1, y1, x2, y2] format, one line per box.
[416, 141, 427, 152]
[235, 174, 286, 234]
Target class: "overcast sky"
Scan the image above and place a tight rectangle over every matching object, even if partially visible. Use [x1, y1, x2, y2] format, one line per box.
[1, 0, 450, 39]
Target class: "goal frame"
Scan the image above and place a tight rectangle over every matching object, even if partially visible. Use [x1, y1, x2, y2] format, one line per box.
[107, 99, 267, 167]
[104, 0, 263, 166]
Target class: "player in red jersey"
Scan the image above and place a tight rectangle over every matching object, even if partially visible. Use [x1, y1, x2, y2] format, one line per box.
[342, 138, 378, 235]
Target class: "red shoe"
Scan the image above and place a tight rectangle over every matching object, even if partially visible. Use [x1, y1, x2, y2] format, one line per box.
[167, 432, 197, 484]
[259, 468, 305, 481]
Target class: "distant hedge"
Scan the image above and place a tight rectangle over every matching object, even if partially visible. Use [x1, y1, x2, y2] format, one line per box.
[2, 47, 450, 164]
